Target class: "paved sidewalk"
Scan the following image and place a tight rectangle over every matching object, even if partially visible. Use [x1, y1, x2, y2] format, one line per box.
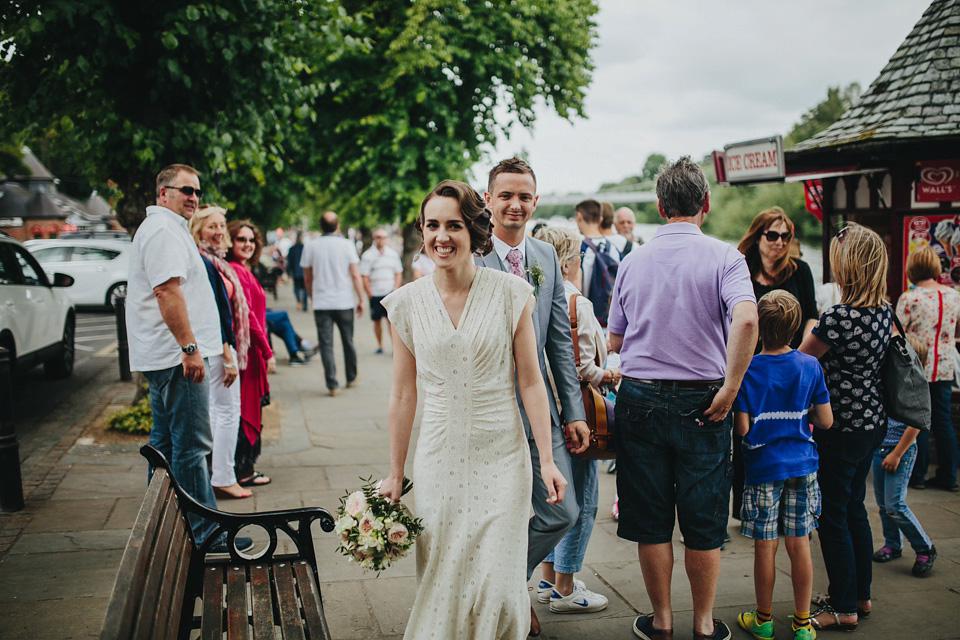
[1, 283, 959, 639]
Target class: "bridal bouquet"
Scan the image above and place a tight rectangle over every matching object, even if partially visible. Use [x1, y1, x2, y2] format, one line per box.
[334, 476, 423, 572]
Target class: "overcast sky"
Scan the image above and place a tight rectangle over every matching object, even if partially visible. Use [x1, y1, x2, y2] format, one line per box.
[469, 0, 933, 195]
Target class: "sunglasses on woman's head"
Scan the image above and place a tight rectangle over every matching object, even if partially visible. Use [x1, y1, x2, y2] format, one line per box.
[762, 230, 792, 243]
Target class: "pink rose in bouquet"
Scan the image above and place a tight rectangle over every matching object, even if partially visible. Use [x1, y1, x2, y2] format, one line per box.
[387, 522, 409, 545]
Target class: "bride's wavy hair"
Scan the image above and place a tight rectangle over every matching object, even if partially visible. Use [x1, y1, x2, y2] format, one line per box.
[417, 180, 494, 256]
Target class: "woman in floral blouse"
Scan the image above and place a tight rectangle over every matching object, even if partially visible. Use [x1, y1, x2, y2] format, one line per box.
[896, 246, 960, 492]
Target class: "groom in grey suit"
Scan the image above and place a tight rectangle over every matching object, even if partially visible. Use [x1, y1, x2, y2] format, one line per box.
[477, 157, 591, 632]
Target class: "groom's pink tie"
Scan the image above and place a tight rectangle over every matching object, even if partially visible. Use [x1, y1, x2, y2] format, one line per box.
[506, 249, 524, 278]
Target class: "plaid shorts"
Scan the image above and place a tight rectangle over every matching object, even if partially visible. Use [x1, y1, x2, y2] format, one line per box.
[740, 472, 820, 540]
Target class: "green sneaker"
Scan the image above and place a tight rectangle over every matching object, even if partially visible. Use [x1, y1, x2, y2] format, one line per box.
[737, 610, 774, 640]
[792, 626, 815, 640]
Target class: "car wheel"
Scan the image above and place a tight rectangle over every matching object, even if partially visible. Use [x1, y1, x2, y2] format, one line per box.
[107, 282, 127, 307]
[44, 314, 75, 379]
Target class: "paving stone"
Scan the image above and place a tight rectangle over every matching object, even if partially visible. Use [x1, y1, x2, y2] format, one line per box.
[0, 596, 109, 639]
[11, 530, 131, 554]
[320, 580, 380, 640]
[0, 549, 123, 601]
[24, 499, 112, 533]
[363, 576, 418, 637]
[103, 497, 144, 530]
[50, 469, 146, 501]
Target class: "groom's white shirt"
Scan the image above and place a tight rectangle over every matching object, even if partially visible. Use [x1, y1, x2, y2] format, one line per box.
[492, 233, 527, 263]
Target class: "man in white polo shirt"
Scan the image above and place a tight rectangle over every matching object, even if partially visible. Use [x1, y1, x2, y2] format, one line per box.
[301, 211, 365, 396]
[126, 163, 245, 552]
[359, 227, 402, 354]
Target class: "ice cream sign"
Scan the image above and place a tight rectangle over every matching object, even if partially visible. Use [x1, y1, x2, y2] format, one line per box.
[723, 136, 785, 184]
[915, 160, 960, 202]
[904, 214, 960, 292]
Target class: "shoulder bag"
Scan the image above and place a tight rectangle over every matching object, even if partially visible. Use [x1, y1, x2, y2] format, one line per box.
[564, 294, 616, 459]
[882, 305, 931, 430]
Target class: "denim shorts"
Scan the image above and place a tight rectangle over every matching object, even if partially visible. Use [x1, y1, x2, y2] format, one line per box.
[740, 472, 820, 540]
[614, 379, 732, 550]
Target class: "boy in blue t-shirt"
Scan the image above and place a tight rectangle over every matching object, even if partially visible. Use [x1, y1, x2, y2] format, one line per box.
[734, 290, 833, 640]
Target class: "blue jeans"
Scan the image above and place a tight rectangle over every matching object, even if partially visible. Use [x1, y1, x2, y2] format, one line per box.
[614, 379, 732, 550]
[293, 277, 307, 310]
[544, 457, 599, 574]
[814, 427, 884, 614]
[143, 363, 217, 544]
[872, 443, 933, 553]
[266, 310, 300, 358]
[912, 381, 957, 487]
[314, 309, 357, 390]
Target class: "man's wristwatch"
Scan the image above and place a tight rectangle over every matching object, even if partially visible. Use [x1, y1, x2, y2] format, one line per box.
[181, 343, 198, 355]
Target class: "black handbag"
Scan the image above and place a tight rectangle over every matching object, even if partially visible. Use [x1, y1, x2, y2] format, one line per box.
[881, 307, 931, 430]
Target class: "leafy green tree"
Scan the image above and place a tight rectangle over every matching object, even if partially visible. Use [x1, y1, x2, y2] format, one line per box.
[784, 83, 860, 147]
[640, 152, 667, 182]
[307, 0, 598, 270]
[0, 1, 353, 229]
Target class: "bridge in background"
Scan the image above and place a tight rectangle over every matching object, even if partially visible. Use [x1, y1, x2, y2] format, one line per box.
[536, 190, 656, 206]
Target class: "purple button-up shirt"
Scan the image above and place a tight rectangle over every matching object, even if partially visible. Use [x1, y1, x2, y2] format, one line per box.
[608, 222, 755, 380]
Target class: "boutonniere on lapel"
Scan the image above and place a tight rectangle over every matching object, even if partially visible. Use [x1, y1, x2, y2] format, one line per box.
[525, 260, 544, 295]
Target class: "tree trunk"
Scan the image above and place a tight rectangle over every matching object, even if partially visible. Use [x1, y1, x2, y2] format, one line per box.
[401, 222, 422, 284]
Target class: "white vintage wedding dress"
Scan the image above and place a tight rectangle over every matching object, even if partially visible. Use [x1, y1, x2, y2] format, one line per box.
[381, 267, 534, 640]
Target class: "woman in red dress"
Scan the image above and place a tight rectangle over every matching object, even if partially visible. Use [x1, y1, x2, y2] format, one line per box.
[227, 220, 276, 487]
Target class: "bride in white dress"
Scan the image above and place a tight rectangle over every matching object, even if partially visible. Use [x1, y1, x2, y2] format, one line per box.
[379, 180, 567, 640]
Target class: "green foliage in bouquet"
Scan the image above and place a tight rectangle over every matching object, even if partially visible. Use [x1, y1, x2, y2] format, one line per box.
[106, 396, 152, 435]
[334, 476, 423, 573]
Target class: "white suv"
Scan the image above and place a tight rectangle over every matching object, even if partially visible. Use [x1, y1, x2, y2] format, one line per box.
[0, 232, 76, 378]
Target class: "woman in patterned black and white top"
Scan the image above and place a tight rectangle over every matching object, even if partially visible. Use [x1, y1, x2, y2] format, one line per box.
[799, 223, 891, 632]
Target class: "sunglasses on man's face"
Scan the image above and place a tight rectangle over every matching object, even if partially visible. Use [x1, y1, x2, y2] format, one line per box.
[165, 185, 203, 199]
[761, 230, 792, 243]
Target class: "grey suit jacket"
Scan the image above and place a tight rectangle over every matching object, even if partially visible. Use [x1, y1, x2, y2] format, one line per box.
[476, 237, 586, 436]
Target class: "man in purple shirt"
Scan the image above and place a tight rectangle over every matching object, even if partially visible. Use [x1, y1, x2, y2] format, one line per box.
[609, 157, 757, 640]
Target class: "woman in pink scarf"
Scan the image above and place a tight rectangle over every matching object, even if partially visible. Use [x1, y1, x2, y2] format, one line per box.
[227, 220, 276, 487]
[189, 206, 253, 498]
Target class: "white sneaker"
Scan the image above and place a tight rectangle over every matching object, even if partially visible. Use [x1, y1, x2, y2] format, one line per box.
[549, 581, 608, 613]
[536, 579, 555, 603]
[537, 577, 586, 603]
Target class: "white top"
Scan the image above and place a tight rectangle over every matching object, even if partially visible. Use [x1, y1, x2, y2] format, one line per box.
[581, 234, 623, 298]
[359, 245, 402, 297]
[125, 206, 221, 372]
[301, 234, 360, 310]
[412, 253, 436, 277]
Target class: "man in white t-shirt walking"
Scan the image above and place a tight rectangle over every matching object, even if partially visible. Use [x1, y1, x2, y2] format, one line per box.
[359, 228, 402, 354]
[126, 164, 248, 552]
[301, 211, 365, 396]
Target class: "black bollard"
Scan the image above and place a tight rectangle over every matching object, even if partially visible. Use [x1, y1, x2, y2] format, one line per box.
[115, 295, 131, 382]
[0, 346, 24, 512]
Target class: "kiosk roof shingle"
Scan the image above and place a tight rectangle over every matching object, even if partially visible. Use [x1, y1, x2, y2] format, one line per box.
[789, 0, 960, 152]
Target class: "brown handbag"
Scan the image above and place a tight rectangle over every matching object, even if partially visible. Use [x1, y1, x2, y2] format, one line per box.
[565, 294, 616, 460]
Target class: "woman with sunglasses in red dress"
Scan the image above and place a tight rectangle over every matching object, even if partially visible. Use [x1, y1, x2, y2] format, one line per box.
[730, 208, 820, 519]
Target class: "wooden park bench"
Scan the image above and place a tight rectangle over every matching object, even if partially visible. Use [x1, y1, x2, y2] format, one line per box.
[101, 444, 336, 639]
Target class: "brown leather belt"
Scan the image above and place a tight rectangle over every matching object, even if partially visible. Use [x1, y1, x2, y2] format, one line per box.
[624, 377, 724, 391]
